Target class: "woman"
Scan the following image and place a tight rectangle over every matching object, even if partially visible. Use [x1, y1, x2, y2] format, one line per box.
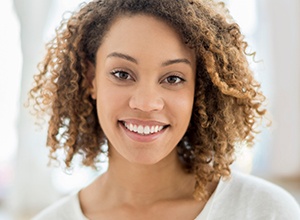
[30, 0, 300, 219]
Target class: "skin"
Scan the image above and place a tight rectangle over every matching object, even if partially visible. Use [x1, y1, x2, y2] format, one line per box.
[80, 14, 218, 219]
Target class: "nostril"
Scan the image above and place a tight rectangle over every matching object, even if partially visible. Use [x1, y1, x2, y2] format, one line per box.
[129, 97, 164, 112]
[128, 94, 164, 112]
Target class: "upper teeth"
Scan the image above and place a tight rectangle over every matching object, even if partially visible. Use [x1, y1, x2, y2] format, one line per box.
[124, 123, 164, 135]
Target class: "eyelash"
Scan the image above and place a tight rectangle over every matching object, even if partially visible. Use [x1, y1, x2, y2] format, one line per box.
[163, 75, 185, 85]
[110, 69, 185, 85]
[111, 69, 133, 81]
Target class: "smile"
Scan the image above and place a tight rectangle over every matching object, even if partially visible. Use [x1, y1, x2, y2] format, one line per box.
[123, 122, 164, 135]
[119, 120, 169, 142]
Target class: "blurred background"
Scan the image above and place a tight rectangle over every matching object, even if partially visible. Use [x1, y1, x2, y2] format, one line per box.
[0, 0, 299, 219]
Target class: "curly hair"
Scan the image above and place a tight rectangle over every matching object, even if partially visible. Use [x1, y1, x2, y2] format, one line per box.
[29, 0, 266, 200]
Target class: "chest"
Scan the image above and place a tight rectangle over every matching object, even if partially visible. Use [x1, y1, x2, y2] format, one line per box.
[84, 200, 205, 220]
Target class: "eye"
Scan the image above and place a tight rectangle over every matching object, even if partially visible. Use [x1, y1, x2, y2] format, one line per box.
[164, 75, 185, 84]
[111, 70, 133, 80]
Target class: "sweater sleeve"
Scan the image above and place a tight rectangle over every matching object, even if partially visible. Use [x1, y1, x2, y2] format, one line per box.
[203, 171, 300, 220]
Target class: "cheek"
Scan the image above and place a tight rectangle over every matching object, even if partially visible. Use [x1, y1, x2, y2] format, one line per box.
[178, 93, 194, 108]
[95, 84, 129, 119]
[171, 90, 194, 115]
[96, 74, 125, 101]
[95, 86, 127, 139]
[97, 86, 124, 104]
[163, 89, 194, 133]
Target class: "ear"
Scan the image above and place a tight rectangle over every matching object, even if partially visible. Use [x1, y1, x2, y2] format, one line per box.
[87, 61, 97, 99]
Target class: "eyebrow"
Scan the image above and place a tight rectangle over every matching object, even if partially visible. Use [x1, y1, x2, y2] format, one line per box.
[107, 52, 138, 64]
[106, 52, 192, 67]
[161, 58, 191, 67]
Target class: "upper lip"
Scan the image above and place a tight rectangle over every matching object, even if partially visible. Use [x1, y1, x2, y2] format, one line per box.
[118, 119, 169, 127]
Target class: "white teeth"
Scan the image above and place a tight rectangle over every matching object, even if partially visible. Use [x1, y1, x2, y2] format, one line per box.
[144, 126, 150, 134]
[137, 125, 143, 134]
[123, 122, 165, 135]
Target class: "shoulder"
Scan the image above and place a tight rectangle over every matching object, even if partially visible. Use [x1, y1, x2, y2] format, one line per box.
[230, 171, 298, 204]
[210, 170, 300, 219]
[32, 192, 88, 220]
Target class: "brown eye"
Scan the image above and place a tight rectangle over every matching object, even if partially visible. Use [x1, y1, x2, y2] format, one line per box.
[165, 75, 184, 84]
[111, 70, 132, 80]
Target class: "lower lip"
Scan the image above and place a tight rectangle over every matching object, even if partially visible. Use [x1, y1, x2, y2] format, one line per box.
[119, 122, 167, 143]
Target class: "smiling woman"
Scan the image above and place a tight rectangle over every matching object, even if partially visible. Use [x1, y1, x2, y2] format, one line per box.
[90, 15, 196, 166]
[28, 0, 300, 219]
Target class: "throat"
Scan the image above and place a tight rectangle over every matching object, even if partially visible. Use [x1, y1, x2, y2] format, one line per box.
[104, 166, 196, 206]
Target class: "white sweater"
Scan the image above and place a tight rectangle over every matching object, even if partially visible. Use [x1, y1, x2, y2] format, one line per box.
[33, 171, 300, 220]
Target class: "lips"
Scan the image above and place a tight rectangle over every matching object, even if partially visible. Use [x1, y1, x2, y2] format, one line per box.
[123, 122, 164, 135]
[119, 119, 169, 142]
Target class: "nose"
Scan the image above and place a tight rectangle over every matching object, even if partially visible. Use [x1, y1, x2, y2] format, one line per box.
[129, 84, 164, 112]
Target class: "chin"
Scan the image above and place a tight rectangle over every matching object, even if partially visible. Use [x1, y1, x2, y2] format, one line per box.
[126, 150, 176, 166]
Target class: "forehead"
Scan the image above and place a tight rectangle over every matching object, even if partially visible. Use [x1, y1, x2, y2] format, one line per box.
[96, 14, 195, 64]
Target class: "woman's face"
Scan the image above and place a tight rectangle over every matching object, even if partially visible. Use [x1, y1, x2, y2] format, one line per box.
[91, 14, 196, 165]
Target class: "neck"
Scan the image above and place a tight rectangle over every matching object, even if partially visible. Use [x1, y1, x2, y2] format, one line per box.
[101, 148, 195, 206]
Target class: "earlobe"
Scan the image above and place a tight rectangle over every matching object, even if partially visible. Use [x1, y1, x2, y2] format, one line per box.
[87, 61, 97, 99]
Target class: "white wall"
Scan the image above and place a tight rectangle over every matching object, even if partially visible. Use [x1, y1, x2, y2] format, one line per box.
[8, 0, 59, 217]
[255, 0, 300, 177]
